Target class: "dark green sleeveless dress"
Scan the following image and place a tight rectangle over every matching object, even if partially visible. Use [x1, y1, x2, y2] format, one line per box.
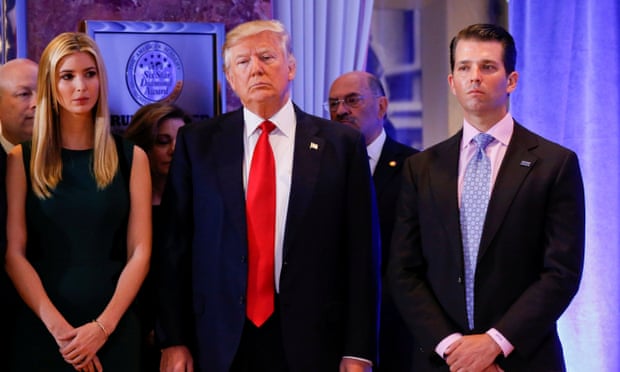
[10, 139, 141, 371]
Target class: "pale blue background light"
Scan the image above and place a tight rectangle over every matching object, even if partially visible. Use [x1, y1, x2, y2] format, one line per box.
[276, 0, 617, 369]
[510, 2, 620, 370]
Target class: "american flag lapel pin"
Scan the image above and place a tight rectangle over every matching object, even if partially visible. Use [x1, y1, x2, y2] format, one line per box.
[309, 142, 319, 150]
[520, 160, 532, 167]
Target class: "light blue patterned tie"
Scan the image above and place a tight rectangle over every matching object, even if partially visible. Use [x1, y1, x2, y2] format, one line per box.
[460, 133, 494, 330]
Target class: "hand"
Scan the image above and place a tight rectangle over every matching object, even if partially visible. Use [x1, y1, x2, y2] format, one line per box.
[483, 364, 504, 372]
[339, 358, 372, 372]
[445, 334, 501, 372]
[71, 356, 103, 372]
[58, 321, 107, 371]
[160, 345, 194, 372]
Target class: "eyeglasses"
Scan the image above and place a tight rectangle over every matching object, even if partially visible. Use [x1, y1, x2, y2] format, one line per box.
[323, 94, 374, 113]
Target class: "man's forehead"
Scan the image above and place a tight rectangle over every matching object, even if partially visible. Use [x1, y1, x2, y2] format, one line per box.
[456, 39, 503, 54]
[231, 31, 280, 49]
[455, 44, 503, 65]
[330, 76, 367, 97]
[455, 57, 501, 65]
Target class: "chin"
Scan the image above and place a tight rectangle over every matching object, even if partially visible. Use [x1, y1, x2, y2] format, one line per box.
[158, 167, 170, 177]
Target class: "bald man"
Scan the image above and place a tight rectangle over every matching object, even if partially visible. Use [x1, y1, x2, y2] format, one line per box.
[0, 57, 37, 365]
[0, 58, 38, 152]
[328, 71, 418, 371]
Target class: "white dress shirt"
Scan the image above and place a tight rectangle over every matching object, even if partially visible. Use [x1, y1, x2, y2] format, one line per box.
[366, 128, 386, 175]
[436, 113, 516, 359]
[243, 99, 296, 293]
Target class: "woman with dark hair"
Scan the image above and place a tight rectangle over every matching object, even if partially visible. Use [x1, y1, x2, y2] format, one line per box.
[125, 101, 191, 371]
[125, 102, 191, 205]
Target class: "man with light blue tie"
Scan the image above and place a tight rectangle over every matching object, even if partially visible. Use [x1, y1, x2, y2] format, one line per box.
[388, 23, 585, 371]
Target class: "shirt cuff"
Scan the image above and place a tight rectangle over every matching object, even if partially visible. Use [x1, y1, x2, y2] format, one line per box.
[435, 333, 463, 358]
[342, 356, 373, 366]
[486, 328, 514, 357]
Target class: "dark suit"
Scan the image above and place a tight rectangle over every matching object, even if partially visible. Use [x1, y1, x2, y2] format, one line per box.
[0, 146, 17, 363]
[0, 147, 7, 257]
[389, 122, 585, 371]
[156, 106, 381, 372]
[373, 136, 418, 371]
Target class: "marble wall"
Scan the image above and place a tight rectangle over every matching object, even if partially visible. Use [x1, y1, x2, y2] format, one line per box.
[26, 0, 272, 111]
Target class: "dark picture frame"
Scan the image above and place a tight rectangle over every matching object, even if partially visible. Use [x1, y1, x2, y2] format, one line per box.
[80, 20, 226, 133]
[1, 0, 27, 63]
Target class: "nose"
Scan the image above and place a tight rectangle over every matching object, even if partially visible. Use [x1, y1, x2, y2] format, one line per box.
[167, 140, 176, 155]
[470, 66, 482, 83]
[75, 76, 87, 92]
[249, 56, 265, 76]
[29, 91, 37, 109]
[334, 100, 351, 117]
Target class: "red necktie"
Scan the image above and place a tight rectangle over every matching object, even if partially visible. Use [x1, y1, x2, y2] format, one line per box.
[246, 120, 276, 327]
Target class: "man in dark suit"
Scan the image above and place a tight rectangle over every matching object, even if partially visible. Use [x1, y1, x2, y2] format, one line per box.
[328, 71, 418, 371]
[155, 20, 380, 372]
[0, 58, 38, 364]
[388, 24, 585, 371]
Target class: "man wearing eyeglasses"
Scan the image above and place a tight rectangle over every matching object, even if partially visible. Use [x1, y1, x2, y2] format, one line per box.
[328, 71, 418, 372]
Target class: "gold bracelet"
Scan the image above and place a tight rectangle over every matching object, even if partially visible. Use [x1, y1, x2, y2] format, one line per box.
[93, 319, 109, 338]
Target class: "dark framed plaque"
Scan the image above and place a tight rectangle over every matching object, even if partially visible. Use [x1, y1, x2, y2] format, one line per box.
[80, 20, 226, 133]
[1, 0, 27, 62]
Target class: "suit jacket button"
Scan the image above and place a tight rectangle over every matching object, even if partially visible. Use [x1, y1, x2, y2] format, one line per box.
[241, 255, 247, 263]
[457, 276, 463, 283]
[239, 296, 245, 304]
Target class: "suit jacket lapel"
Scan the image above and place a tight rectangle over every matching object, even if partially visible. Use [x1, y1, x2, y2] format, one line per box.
[213, 109, 248, 241]
[429, 132, 463, 264]
[282, 107, 324, 260]
[478, 122, 538, 260]
[373, 137, 400, 197]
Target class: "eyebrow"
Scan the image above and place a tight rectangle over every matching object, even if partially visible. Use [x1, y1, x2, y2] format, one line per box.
[329, 92, 363, 99]
[59, 66, 97, 73]
[457, 59, 499, 65]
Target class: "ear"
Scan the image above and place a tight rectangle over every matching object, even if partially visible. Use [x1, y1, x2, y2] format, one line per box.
[448, 74, 457, 96]
[377, 96, 388, 120]
[506, 71, 519, 93]
[287, 56, 297, 81]
[225, 68, 236, 92]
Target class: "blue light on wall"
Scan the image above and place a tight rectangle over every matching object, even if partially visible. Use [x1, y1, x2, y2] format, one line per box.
[509, 2, 620, 370]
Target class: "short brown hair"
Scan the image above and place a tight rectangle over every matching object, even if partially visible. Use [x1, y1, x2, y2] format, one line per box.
[449, 23, 517, 74]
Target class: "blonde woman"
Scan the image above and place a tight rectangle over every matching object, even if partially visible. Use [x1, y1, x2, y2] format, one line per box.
[5, 32, 151, 371]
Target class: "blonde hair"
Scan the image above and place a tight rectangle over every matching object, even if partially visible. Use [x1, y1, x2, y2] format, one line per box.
[31, 32, 117, 198]
[223, 19, 295, 70]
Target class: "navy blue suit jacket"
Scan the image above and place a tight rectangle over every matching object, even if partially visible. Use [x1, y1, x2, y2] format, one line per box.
[0, 147, 18, 362]
[373, 136, 418, 372]
[389, 122, 585, 370]
[374, 136, 418, 276]
[156, 106, 381, 372]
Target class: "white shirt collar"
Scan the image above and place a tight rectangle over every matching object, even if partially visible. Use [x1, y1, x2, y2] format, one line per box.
[462, 113, 514, 149]
[366, 128, 386, 161]
[244, 99, 295, 139]
[0, 126, 15, 153]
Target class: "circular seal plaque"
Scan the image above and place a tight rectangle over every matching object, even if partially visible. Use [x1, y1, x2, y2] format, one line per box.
[126, 41, 184, 105]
